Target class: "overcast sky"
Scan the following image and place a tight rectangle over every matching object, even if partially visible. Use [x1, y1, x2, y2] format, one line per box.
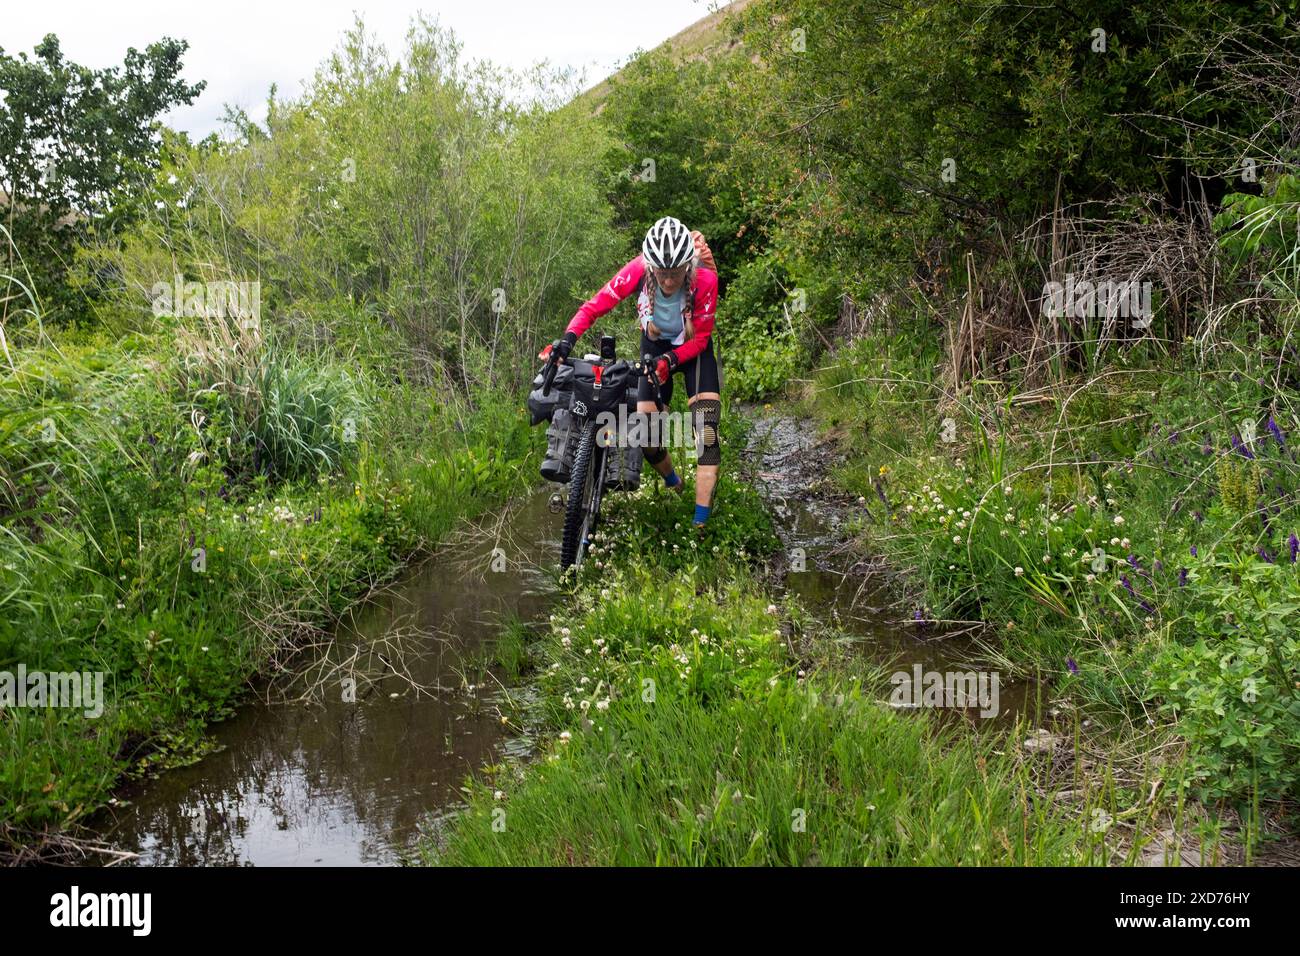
[4, 0, 721, 137]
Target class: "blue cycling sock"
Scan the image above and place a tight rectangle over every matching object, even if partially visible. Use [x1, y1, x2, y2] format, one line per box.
[693, 504, 711, 525]
[664, 470, 681, 487]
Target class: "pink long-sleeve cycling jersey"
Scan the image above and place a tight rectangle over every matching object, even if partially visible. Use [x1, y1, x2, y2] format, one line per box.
[565, 256, 718, 364]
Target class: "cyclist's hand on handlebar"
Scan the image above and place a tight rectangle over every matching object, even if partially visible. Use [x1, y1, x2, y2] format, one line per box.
[651, 351, 677, 385]
[543, 329, 574, 358]
[538, 332, 576, 364]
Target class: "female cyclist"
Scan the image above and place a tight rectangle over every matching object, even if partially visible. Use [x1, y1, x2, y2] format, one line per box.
[541, 216, 722, 528]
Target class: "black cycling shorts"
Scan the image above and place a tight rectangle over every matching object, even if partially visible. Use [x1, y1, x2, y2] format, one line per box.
[636, 334, 721, 407]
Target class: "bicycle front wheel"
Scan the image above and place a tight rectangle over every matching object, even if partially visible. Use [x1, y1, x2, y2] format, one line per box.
[561, 421, 601, 570]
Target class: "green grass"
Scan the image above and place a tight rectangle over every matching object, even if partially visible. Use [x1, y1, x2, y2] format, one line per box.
[796, 326, 1300, 812]
[0, 333, 541, 849]
[423, 480, 1101, 866]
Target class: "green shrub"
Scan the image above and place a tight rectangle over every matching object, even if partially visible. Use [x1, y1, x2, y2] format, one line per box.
[1152, 551, 1300, 803]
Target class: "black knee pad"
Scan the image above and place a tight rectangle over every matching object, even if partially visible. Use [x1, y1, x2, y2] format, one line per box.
[692, 399, 721, 466]
[644, 446, 667, 466]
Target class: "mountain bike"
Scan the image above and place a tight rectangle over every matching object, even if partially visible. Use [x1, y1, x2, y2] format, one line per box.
[539, 334, 662, 571]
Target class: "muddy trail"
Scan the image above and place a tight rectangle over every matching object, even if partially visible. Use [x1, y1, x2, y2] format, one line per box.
[739, 405, 1037, 722]
[90, 408, 1036, 866]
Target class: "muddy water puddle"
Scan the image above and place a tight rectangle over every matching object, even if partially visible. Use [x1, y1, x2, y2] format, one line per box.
[92, 489, 562, 866]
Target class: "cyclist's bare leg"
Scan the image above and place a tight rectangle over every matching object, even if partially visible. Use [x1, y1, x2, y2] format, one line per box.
[688, 391, 720, 509]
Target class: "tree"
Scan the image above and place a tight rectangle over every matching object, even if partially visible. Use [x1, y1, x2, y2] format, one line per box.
[0, 33, 204, 321]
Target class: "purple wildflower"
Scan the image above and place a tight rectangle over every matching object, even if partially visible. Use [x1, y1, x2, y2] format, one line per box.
[1259, 547, 1275, 564]
[1190, 545, 1198, 557]
[1178, 568, 1188, 587]
[1269, 416, 1285, 448]
[1067, 657, 1079, 675]
[1120, 574, 1137, 598]
[1289, 533, 1298, 563]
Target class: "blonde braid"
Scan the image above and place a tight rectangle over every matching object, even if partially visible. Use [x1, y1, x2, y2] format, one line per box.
[642, 256, 697, 343]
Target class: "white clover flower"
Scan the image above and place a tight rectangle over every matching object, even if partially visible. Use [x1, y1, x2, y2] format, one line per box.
[1014, 566, 1024, 576]
[1113, 515, 1125, 525]
[559, 731, 571, 743]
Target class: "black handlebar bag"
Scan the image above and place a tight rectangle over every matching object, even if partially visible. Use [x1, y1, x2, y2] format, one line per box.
[569, 360, 632, 418]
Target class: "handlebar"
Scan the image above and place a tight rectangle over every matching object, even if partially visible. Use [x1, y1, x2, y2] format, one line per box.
[541, 356, 559, 396]
[538, 351, 664, 408]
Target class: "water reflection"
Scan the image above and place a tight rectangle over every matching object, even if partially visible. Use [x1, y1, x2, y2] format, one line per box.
[95, 490, 561, 866]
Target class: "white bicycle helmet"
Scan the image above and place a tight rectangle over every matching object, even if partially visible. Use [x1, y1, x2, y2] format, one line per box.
[641, 216, 694, 270]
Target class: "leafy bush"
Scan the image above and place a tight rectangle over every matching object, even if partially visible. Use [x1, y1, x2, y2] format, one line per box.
[713, 254, 806, 399]
[1151, 552, 1300, 803]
